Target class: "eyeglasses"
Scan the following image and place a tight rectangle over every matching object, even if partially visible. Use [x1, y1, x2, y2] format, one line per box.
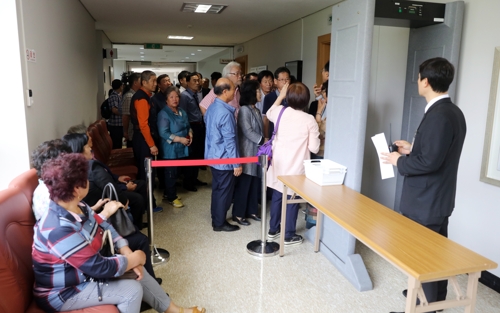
[229, 72, 243, 77]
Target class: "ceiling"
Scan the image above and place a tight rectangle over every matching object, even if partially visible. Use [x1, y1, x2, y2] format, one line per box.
[80, 0, 340, 62]
[114, 44, 230, 63]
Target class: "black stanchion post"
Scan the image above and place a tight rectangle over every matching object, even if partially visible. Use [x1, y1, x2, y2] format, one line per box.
[246, 155, 279, 257]
[145, 157, 170, 265]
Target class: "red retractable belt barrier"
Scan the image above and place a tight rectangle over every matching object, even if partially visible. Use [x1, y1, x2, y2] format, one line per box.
[151, 156, 259, 167]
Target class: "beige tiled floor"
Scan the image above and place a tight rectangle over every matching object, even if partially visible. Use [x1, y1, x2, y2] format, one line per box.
[143, 170, 500, 313]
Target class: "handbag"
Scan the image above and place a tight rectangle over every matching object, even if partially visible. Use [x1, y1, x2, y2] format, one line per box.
[100, 230, 138, 281]
[257, 106, 287, 167]
[101, 182, 136, 237]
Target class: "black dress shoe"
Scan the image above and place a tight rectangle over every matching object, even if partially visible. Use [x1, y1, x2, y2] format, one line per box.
[232, 216, 250, 226]
[195, 179, 207, 186]
[183, 185, 198, 192]
[246, 214, 261, 221]
[213, 221, 240, 232]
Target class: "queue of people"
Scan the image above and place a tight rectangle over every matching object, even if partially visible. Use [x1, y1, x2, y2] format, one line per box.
[29, 61, 327, 313]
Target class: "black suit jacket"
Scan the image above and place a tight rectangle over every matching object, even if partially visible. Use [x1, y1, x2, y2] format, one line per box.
[397, 97, 466, 220]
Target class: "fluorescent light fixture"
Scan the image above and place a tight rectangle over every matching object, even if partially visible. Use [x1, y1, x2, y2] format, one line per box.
[197, 49, 202, 51]
[140, 47, 144, 49]
[185, 57, 190, 59]
[191, 53, 195, 55]
[195, 4, 211, 13]
[168, 35, 194, 40]
[181, 3, 226, 14]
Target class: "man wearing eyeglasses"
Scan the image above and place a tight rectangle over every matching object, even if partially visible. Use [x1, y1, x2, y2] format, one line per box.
[262, 67, 291, 139]
[199, 61, 242, 118]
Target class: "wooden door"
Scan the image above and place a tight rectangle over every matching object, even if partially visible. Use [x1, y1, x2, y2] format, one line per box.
[316, 33, 331, 85]
[234, 55, 248, 75]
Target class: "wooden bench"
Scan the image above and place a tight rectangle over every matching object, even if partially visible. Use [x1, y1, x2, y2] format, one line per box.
[278, 175, 497, 313]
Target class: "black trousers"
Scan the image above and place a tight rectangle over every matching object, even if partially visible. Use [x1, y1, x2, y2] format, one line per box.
[184, 122, 205, 185]
[124, 228, 155, 279]
[404, 213, 449, 312]
[210, 167, 236, 227]
[132, 132, 152, 181]
[108, 125, 123, 149]
[233, 173, 259, 218]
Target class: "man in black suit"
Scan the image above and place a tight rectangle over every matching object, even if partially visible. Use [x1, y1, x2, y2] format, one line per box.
[382, 57, 466, 313]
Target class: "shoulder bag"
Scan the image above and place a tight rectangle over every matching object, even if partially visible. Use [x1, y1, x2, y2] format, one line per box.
[101, 182, 136, 237]
[257, 106, 287, 167]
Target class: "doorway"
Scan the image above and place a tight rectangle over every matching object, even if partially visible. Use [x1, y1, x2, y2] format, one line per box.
[316, 33, 331, 85]
[235, 55, 248, 75]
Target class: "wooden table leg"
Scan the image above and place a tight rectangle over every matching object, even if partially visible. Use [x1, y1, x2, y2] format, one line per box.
[405, 276, 420, 313]
[314, 211, 323, 252]
[465, 272, 480, 313]
[279, 184, 288, 257]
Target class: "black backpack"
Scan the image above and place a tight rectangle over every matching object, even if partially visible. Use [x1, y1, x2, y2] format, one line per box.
[100, 98, 112, 119]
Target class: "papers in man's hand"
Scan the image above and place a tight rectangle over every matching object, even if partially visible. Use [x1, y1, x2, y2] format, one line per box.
[371, 133, 395, 180]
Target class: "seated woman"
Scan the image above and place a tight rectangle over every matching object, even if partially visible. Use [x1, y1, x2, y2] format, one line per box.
[157, 86, 195, 208]
[63, 133, 149, 230]
[33, 153, 205, 313]
[233, 80, 264, 225]
[266, 82, 320, 245]
[31, 138, 159, 282]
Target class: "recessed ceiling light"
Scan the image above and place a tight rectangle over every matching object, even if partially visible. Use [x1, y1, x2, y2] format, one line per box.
[195, 4, 211, 13]
[140, 47, 144, 49]
[197, 49, 202, 51]
[168, 35, 193, 40]
[185, 57, 190, 59]
[140, 52, 144, 54]
[181, 3, 227, 14]
[191, 53, 195, 55]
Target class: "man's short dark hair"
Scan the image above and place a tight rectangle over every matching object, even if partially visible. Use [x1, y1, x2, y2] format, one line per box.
[245, 72, 258, 81]
[31, 139, 72, 177]
[214, 83, 231, 96]
[419, 57, 454, 93]
[186, 72, 199, 82]
[128, 72, 141, 86]
[274, 67, 291, 79]
[211, 72, 222, 80]
[323, 61, 330, 72]
[258, 70, 274, 83]
[111, 79, 122, 90]
[178, 70, 190, 82]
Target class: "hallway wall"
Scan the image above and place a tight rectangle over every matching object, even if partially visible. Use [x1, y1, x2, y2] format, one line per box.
[21, 0, 97, 153]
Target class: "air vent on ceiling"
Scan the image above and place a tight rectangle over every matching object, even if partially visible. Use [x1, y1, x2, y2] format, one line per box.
[181, 3, 227, 14]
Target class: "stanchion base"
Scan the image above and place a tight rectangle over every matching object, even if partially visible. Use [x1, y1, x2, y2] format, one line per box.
[247, 240, 280, 257]
[152, 247, 170, 266]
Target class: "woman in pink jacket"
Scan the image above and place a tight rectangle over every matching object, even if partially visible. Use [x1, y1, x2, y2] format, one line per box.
[266, 82, 320, 245]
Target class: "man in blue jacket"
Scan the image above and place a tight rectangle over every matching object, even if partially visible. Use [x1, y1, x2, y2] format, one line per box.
[204, 78, 243, 232]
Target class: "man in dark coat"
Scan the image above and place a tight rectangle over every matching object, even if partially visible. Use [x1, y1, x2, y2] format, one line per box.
[383, 57, 466, 313]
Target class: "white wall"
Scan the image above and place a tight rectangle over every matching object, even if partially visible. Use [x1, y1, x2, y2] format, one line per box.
[21, 0, 97, 151]
[446, 0, 500, 276]
[197, 48, 233, 83]
[0, 0, 30, 189]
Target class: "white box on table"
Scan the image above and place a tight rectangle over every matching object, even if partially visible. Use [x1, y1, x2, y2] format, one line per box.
[304, 159, 347, 186]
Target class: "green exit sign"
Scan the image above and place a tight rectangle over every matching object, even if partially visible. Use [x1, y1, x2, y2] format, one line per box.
[144, 43, 162, 49]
